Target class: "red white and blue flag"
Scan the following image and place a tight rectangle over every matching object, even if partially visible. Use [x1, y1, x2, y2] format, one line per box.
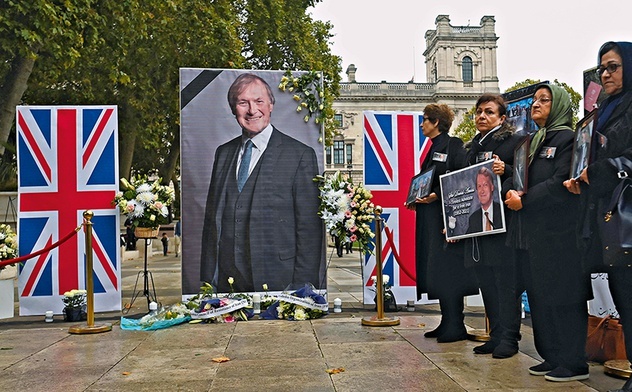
[363, 111, 432, 304]
[17, 106, 121, 315]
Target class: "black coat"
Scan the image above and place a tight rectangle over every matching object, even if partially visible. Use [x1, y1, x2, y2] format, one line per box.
[502, 129, 592, 305]
[415, 132, 478, 299]
[464, 125, 523, 268]
[580, 90, 632, 269]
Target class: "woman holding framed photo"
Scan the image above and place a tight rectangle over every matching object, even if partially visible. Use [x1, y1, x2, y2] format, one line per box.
[503, 84, 592, 382]
[409, 103, 477, 343]
[464, 94, 524, 358]
[564, 41, 632, 392]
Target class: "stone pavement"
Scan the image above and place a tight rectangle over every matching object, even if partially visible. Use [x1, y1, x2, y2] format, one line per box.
[0, 246, 629, 391]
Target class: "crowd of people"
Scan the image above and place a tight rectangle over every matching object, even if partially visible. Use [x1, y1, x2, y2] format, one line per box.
[407, 41, 632, 391]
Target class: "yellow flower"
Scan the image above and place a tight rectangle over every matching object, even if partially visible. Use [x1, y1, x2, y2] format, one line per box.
[262, 283, 268, 291]
[303, 115, 310, 122]
[228, 277, 234, 285]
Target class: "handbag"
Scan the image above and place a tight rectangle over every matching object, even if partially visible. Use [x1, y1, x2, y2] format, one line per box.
[586, 314, 627, 363]
[599, 157, 632, 267]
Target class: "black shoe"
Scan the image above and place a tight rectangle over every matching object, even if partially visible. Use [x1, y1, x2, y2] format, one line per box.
[492, 341, 518, 359]
[473, 340, 498, 354]
[424, 325, 445, 338]
[437, 330, 467, 343]
[609, 377, 632, 392]
[528, 361, 557, 376]
[544, 366, 589, 382]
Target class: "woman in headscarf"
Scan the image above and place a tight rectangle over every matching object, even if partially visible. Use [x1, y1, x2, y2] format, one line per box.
[464, 94, 524, 359]
[409, 103, 478, 343]
[564, 41, 632, 392]
[503, 84, 592, 382]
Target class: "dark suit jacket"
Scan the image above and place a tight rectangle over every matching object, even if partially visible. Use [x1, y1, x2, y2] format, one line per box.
[200, 128, 325, 292]
[466, 202, 503, 234]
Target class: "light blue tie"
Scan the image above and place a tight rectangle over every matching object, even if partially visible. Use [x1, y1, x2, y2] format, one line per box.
[237, 140, 253, 192]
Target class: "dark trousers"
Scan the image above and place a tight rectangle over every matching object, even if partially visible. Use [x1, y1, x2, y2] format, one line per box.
[474, 262, 523, 343]
[438, 294, 466, 333]
[518, 250, 588, 372]
[607, 267, 632, 363]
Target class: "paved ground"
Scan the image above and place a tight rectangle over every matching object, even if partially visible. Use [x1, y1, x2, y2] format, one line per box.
[0, 246, 629, 391]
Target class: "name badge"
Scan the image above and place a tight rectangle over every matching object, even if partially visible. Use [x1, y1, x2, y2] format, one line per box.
[433, 152, 447, 162]
[539, 146, 557, 159]
[596, 132, 608, 149]
[476, 151, 494, 163]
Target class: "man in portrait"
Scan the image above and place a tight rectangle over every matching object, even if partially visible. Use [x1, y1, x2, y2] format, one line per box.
[200, 73, 325, 293]
[466, 166, 502, 234]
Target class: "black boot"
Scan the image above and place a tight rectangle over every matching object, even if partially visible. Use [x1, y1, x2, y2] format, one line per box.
[609, 377, 632, 392]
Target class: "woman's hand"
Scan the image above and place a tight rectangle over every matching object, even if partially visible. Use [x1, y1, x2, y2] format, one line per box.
[563, 178, 582, 194]
[579, 167, 589, 184]
[416, 192, 438, 204]
[492, 154, 505, 176]
[504, 189, 523, 211]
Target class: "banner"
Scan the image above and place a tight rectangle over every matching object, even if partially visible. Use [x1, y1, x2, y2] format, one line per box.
[362, 111, 433, 305]
[17, 106, 121, 315]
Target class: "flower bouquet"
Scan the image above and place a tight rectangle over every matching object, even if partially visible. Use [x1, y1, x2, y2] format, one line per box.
[314, 171, 376, 254]
[0, 224, 18, 277]
[370, 275, 399, 312]
[62, 289, 87, 321]
[120, 303, 191, 331]
[112, 177, 175, 236]
[187, 280, 254, 323]
[260, 284, 328, 321]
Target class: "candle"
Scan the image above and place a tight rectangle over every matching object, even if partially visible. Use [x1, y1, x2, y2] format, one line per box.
[333, 298, 342, 313]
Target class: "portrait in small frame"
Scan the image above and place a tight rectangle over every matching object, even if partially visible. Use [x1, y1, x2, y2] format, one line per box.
[570, 109, 598, 180]
[513, 135, 530, 195]
[502, 81, 549, 136]
[405, 166, 435, 205]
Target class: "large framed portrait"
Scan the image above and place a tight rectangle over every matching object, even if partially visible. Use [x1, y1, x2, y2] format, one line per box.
[405, 166, 435, 205]
[439, 160, 506, 241]
[513, 135, 530, 195]
[502, 81, 549, 136]
[570, 109, 598, 180]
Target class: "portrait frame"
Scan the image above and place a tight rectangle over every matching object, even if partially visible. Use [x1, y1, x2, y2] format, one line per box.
[570, 109, 598, 180]
[513, 135, 530, 195]
[405, 166, 435, 205]
[502, 81, 549, 136]
[439, 159, 506, 241]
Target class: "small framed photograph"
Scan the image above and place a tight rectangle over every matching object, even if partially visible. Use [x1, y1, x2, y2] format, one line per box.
[439, 160, 506, 241]
[570, 109, 598, 180]
[513, 135, 530, 195]
[502, 81, 549, 136]
[405, 166, 435, 205]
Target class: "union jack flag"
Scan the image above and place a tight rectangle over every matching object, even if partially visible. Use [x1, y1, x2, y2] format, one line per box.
[363, 111, 432, 304]
[17, 106, 121, 315]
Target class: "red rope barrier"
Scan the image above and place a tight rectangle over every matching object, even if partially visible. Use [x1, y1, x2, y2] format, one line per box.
[0, 225, 82, 269]
[383, 226, 416, 281]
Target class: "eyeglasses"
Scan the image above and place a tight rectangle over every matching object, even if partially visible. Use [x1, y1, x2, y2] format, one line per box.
[596, 63, 623, 77]
[531, 97, 552, 106]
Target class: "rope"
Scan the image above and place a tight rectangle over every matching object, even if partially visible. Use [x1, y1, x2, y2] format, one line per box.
[0, 225, 82, 269]
[382, 225, 416, 281]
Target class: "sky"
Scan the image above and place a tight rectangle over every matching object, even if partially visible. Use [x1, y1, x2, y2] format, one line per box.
[309, 0, 632, 97]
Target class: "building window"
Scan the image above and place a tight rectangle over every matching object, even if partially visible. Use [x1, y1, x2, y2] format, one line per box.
[326, 146, 332, 164]
[334, 114, 343, 128]
[333, 141, 345, 164]
[462, 56, 473, 82]
[346, 144, 353, 165]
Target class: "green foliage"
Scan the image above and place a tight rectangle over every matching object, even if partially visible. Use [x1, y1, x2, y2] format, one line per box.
[453, 106, 477, 143]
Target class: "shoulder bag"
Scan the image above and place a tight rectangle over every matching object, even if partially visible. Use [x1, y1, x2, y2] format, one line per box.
[599, 156, 632, 267]
[586, 314, 627, 363]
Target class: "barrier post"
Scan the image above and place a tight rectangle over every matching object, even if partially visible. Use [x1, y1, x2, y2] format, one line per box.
[362, 206, 400, 327]
[69, 211, 112, 334]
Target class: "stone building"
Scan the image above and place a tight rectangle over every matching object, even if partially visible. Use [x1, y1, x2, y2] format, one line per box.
[326, 15, 500, 181]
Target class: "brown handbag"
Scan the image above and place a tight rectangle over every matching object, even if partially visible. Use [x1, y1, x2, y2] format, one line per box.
[586, 315, 628, 363]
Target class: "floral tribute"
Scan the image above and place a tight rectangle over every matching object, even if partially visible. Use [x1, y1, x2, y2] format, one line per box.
[61, 289, 87, 321]
[0, 224, 17, 270]
[112, 177, 175, 229]
[260, 284, 328, 321]
[120, 303, 191, 331]
[188, 281, 253, 323]
[314, 171, 376, 254]
[279, 70, 326, 126]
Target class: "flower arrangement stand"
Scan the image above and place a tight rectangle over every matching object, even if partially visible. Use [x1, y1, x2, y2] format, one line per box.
[124, 234, 158, 312]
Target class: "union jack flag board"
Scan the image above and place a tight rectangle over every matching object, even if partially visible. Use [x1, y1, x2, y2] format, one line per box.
[363, 111, 434, 305]
[17, 106, 121, 315]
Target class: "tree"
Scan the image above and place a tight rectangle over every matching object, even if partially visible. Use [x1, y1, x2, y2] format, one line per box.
[453, 106, 477, 143]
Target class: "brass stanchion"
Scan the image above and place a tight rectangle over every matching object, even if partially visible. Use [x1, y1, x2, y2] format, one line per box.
[362, 206, 400, 327]
[467, 311, 491, 342]
[604, 359, 632, 379]
[69, 211, 112, 334]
